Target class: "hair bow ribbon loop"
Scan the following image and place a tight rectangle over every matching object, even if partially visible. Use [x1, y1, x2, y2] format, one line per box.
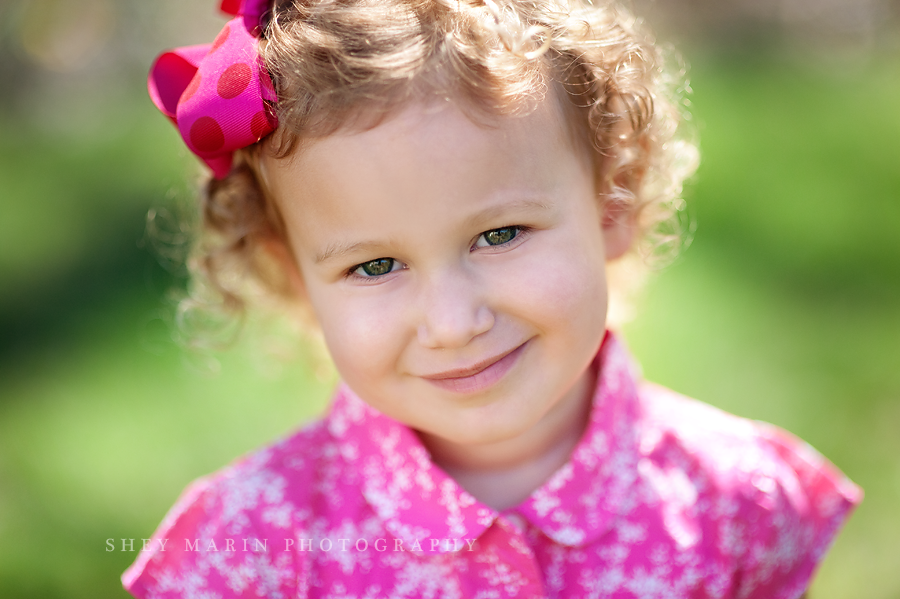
[148, 15, 278, 178]
[220, 0, 272, 35]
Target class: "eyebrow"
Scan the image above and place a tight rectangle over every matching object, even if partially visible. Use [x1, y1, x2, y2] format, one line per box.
[315, 240, 387, 265]
[313, 197, 554, 265]
[463, 197, 554, 230]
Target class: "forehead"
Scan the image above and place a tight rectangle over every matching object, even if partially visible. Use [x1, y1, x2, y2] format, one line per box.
[260, 93, 592, 258]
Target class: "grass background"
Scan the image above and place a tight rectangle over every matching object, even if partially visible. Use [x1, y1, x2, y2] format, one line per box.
[1, 9, 898, 599]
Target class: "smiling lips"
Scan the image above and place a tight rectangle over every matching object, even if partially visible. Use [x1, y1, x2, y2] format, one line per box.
[422, 342, 527, 394]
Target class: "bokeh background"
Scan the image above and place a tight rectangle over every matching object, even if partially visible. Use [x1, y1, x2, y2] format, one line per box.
[1, 0, 898, 597]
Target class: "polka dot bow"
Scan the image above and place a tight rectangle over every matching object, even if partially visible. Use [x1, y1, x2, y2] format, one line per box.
[148, 0, 277, 178]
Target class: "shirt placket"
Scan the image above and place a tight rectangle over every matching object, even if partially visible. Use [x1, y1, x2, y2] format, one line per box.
[465, 515, 548, 599]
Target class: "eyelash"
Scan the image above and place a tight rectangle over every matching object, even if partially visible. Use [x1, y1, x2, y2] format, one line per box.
[472, 225, 530, 251]
[346, 225, 530, 280]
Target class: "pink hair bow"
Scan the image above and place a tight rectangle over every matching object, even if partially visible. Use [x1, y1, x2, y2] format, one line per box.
[148, 0, 277, 178]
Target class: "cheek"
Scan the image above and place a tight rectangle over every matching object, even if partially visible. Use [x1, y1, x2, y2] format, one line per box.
[503, 236, 609, 336]
[308, 289, 410, 384]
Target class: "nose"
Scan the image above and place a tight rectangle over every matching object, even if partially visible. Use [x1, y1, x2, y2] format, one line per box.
[416, 269, 494, 349]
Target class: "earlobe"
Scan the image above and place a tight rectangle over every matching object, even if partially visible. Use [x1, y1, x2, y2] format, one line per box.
[601, 200, 636, 260]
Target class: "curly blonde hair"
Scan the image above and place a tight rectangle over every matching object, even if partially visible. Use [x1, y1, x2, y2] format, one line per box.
[177, 0, 698, 343]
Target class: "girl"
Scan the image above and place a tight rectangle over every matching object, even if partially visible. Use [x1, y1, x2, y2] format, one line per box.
[126, 0, 861, 597]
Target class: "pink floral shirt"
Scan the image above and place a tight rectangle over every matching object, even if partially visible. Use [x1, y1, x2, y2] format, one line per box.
[123, 333, 861, 599]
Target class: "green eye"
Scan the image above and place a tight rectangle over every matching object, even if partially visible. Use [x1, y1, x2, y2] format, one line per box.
[357, 258, 395, 277]
[482, 227, 518, 246]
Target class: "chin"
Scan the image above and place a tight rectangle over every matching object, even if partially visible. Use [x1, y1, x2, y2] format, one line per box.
[444, 412, 533, 447]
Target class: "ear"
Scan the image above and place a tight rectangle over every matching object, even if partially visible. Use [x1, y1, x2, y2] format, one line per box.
[601, 200, 636, 261]
[261, 236, 308, 301]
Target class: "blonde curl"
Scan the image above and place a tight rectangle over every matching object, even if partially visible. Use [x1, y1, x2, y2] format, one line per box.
[176, 0, 699, 346]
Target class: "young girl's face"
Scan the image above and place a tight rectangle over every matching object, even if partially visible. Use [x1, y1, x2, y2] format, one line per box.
[261, 94, 631, 452]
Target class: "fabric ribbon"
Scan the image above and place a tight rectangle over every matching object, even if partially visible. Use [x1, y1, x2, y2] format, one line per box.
[220, 0, 273, 35]
[148, 0, 278, 178]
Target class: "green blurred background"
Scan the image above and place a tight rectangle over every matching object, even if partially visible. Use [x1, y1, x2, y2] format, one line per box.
[0, 0, 898, 597]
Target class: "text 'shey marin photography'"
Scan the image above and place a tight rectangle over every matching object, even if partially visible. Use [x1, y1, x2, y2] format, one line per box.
[108, 537, 480, 553]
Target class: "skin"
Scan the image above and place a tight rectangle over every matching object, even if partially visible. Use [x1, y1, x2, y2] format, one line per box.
[257, 91, 815, 597]
[260, 94, 634, 510]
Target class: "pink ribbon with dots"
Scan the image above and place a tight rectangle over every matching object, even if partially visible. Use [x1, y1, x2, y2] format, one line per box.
[148, 0, 277, 178]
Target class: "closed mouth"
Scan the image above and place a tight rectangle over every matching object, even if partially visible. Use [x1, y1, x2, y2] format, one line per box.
[421, 341, 528, 394]
[423, 344, 523, 380]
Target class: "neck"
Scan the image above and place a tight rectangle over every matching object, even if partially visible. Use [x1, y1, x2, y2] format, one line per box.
[418, 363, 596, 510]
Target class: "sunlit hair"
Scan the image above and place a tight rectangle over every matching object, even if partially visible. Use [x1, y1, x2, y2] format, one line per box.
[176, 0, 699, 344]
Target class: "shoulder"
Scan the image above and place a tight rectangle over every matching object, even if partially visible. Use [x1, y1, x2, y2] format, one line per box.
[122, 417, 338, 599]
[635, 382, 861, 599]
[636, 381, 861, 510]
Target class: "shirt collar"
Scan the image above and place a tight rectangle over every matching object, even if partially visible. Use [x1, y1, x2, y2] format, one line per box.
[326, 386, 497, 554]
[515, 331, 642, 546]
[325, 331, 641, 552]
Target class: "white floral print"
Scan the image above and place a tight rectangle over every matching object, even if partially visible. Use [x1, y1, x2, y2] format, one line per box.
[124, 333, 861, 599]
